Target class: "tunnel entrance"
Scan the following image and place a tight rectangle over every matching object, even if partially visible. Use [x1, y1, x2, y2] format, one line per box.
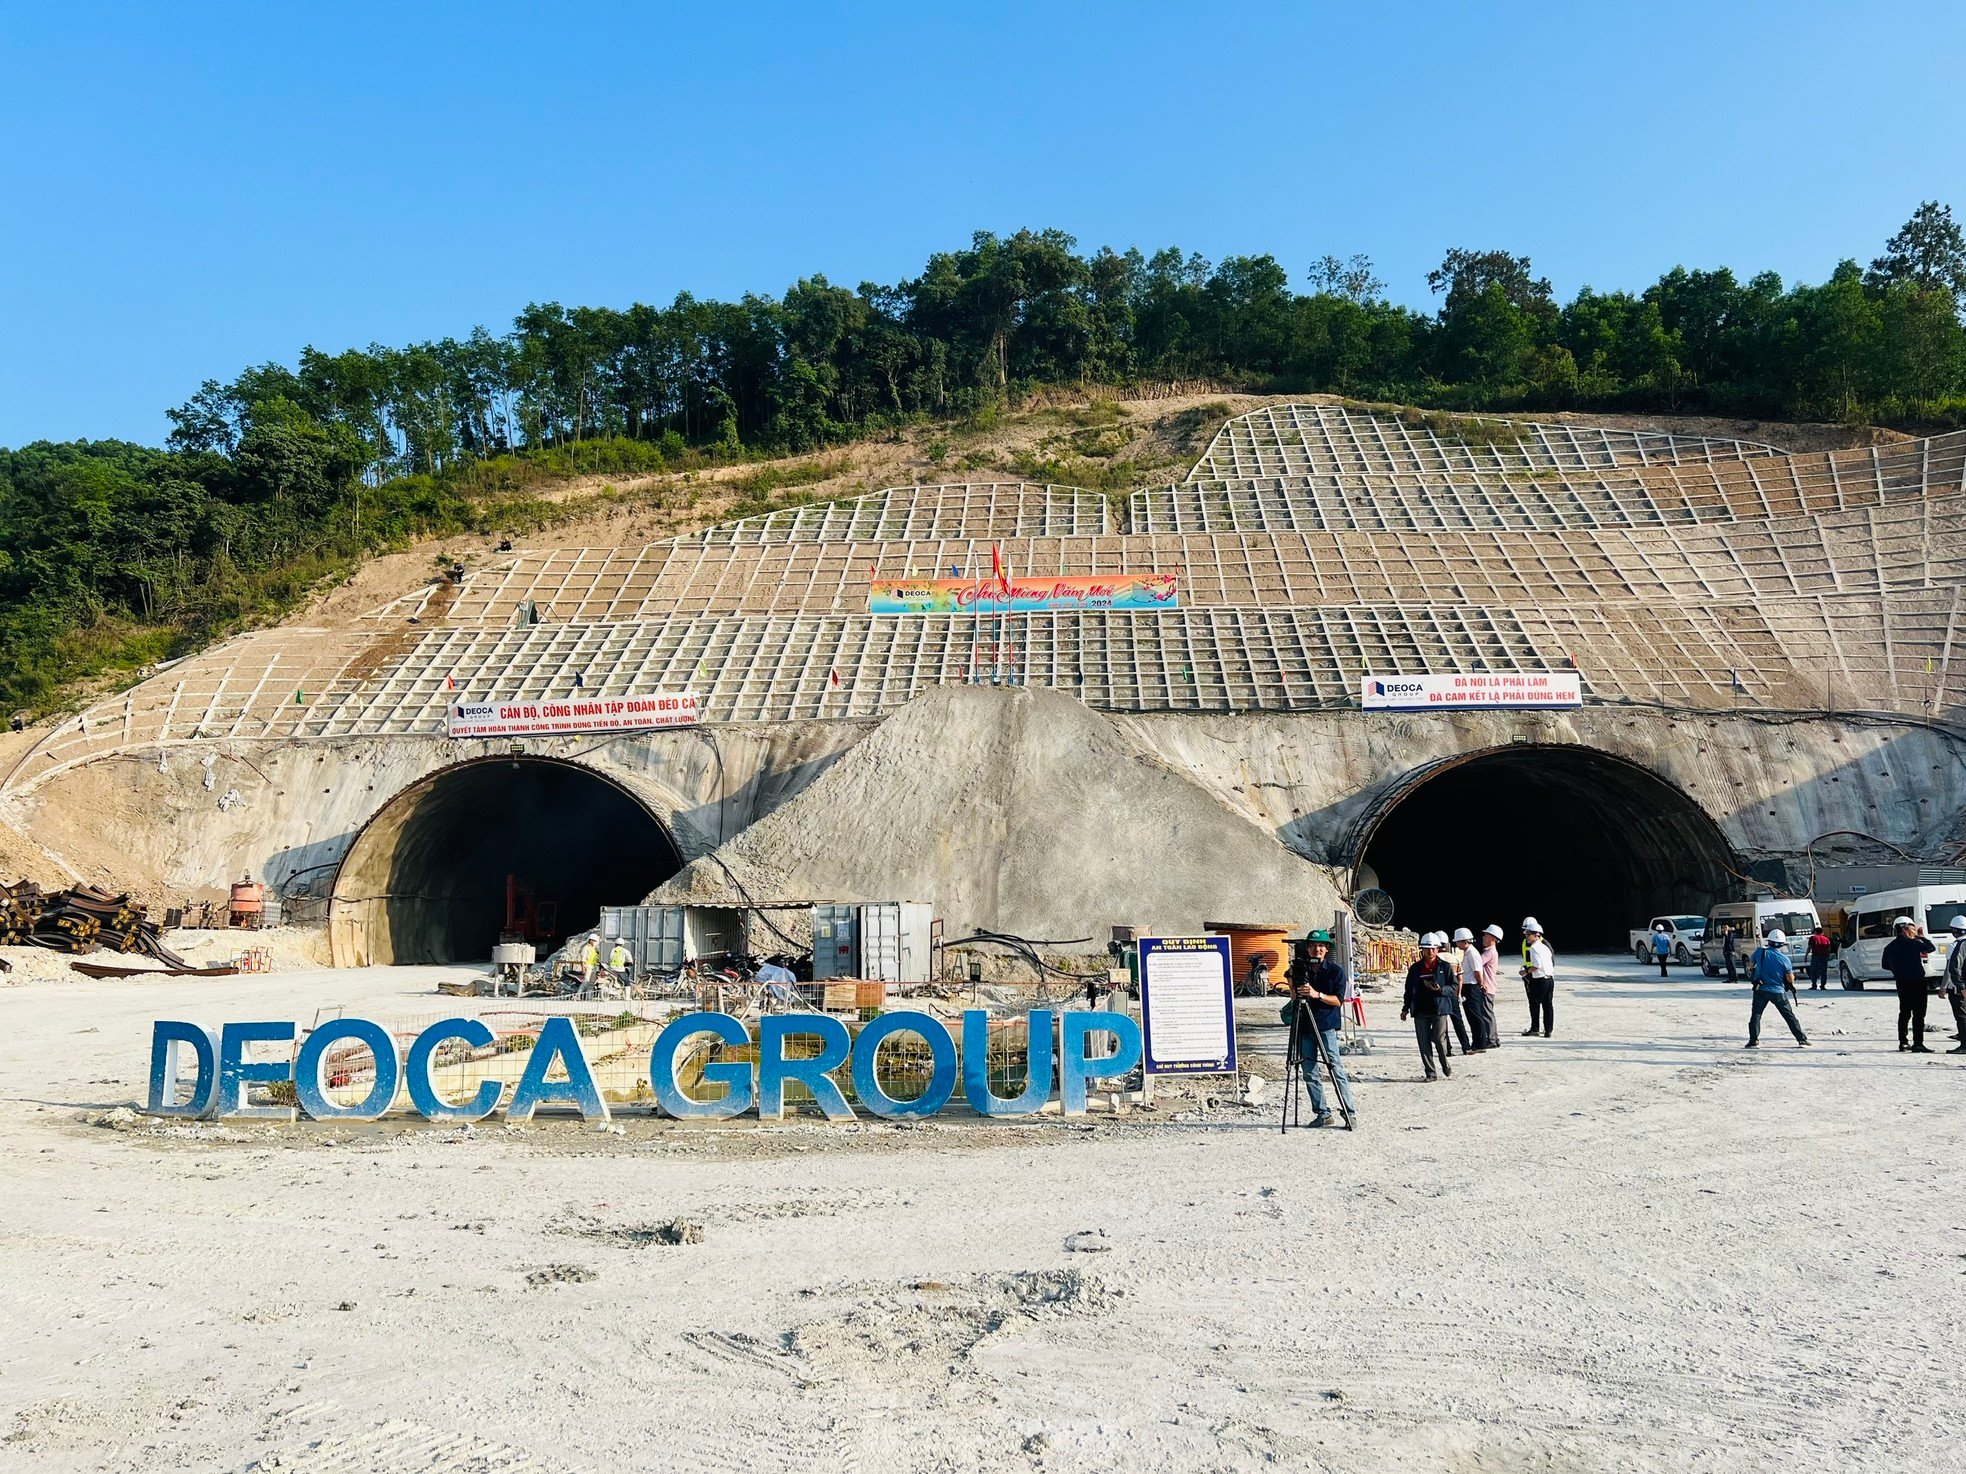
[1352, 745, 1737, 952]
[329, 757, 682, 966]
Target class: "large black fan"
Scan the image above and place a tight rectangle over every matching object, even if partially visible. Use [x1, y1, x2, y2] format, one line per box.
[1354, 887, 1395, 926]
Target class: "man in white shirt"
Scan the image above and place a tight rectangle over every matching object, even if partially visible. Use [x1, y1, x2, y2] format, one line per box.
[1454, 926, 1495, 1051]
[1520, 917, 1556, 1037]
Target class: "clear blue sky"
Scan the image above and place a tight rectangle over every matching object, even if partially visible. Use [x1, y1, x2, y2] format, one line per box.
[3, 0, 1962, 447]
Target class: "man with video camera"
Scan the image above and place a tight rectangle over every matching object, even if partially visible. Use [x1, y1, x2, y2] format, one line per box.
[1283, 929, 1355, 1128]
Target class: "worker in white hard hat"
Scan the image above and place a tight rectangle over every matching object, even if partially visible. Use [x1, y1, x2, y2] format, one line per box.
[1438, 929, 1474, 1056]
[1649, 923, 1672, 979]
[1744, 928, 1809, 1047]
[1943, 915, 1966, 1052]
[580, 933, 602, 987]
[1474, 924, 1504, 1047]
[1451, 927, 1490, 1053]
[1400, 933, 1456, 1081]
[607, 937, 634, 988]
[1881, 916, 1935, 1052]
[1519, 918, 1555, 1037]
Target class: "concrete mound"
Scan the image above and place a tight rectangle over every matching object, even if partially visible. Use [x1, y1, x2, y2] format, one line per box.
[650, 683, 1337, 940]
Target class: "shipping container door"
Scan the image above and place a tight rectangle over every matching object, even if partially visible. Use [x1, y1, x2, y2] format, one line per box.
[862, 903, 901, 982]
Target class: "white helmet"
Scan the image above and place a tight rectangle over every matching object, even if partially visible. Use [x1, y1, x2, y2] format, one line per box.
[1950, 915, 1966, 931]
[1893, 916, 1916, 929]
[1420, 931, 1442, 948]
[1521, 916, 1542, 933]
[1451, 927, 1474, 943]
[1483, 923, 1505, 939]
[1765, 929, 1786, 944]
[1653, 923, 1667, 932]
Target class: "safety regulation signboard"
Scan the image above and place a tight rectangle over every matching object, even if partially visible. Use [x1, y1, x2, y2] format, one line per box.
[1359, 671, 1582, 711]
[1137, 935, 1237, 1076]
[446, 692, 699, 739]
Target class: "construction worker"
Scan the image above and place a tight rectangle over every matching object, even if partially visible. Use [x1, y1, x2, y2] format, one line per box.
[1283, 930, 1355, 1126]
[1650, 923, 1672, 978]
[1520, 918, 1555, 1037]
[1881, 917, 1935, 1052]
[1744, 929, 1810, 1047]
[1943, 915, 1966, 1053]
[1470, 923, 1494, 1053]
[1449, 927, 1486, 1052]
[1400, 933, 1456, 1081]
[1474, 923, 1504, 1047]
[1720, 923, 1739, 985]
[607, 937, 634, 987]
[580, 933, 601, 986]
[1439, 930, 1474, 1055]
[1805, 922, 1834, 991]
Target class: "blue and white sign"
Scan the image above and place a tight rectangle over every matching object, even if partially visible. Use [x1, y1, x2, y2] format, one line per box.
[1138, 935, 1237, 1076]
[145, 1009, 1142, 1124]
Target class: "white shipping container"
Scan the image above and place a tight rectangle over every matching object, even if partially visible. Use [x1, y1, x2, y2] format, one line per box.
[858, 902, 935, 984]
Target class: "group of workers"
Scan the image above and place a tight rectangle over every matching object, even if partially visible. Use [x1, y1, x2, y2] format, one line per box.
[1878, 914, 1966, 1054]
[1280, 917, 1557, 1127]
[578, 933, 635, 987]
[1283, 908, 1966, 1129]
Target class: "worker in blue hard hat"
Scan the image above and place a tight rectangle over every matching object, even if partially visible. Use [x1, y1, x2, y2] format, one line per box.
[1284, 929, 1355, 1127]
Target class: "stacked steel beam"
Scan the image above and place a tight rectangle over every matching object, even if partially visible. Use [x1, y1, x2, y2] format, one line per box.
[0, 880, 194, 964]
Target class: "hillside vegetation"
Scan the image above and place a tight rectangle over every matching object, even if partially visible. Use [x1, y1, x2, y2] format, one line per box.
[4, 207, 1966, 714]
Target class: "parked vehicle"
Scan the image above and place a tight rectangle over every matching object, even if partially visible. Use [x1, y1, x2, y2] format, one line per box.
[1831, 884, 1966, 990]
[1629, 915, 1707, 965]
[1699, 900, 1821, 976]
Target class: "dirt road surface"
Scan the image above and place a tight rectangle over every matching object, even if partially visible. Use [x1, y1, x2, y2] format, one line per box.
[2, 954, 1960, 1472]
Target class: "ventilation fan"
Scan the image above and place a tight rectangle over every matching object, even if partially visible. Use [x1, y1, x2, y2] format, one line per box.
[1353, 887, 1395, 926]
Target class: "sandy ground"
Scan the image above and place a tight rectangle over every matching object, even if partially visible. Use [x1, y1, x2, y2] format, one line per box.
[2, 952, 1961, 1473]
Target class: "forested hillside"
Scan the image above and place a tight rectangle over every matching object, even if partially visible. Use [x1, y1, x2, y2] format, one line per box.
[4, 206, 1965, 716]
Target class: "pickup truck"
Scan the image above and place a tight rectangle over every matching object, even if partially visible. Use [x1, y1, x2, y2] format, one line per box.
[1631, 915, 1707, 965]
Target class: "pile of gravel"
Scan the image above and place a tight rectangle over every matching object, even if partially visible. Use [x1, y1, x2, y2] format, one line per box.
[650, 684, 1336, 940]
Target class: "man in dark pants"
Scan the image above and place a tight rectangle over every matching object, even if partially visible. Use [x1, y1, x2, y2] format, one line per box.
[1744, 929, 1810, 1047]
[1401, 933, 1456, 1081]
[1881, 916, 1935, 1053]
[1520, 918, 1555, 1037]
[1805, 923, 1834, 990]
[1283, 930, 1355, 1127]
[1440, 930, 1474, 1055]
[1452, 926, 1493, 1053]
[1944, 915, 1966, 1053]
[1720, 924, 1739, 985]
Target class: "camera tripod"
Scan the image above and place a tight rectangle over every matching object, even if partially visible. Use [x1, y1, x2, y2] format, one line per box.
[1281, 996, 1356, 1132]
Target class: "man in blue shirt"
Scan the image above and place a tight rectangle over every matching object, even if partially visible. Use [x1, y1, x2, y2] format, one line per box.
[1283, 930, 1355, 1127]
[1744, 930, 1810, 1048]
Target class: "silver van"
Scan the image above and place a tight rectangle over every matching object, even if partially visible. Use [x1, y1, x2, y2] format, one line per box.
[1700, 900, 1820, 977]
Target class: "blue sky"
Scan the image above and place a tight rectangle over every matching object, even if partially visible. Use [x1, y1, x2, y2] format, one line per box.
[3, 1, 1962, 446]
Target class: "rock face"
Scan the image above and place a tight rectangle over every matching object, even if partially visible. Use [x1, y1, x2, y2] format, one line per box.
[649, 683, 1338, 940]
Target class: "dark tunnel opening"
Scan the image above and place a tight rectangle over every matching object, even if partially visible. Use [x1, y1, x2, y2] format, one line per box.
[1353, 746, 1738, 952]
[330, 758, 682, 966]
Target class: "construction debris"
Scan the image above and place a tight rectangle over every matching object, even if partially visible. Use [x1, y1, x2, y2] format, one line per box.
[0, 880, 198, 966]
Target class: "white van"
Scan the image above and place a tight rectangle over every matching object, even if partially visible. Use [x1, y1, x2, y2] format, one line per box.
[1833, 884, 1966, 990]
[1700, 900, 1821, 977]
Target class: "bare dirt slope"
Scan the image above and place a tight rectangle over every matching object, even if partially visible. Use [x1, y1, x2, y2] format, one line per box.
[651, 683, 1341, 939]
[1, 955, 1958, 1472]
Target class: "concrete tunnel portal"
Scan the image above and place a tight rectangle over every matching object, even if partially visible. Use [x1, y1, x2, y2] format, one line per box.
[329, 756, 683, 966]
[1352, 745, 1740, 952]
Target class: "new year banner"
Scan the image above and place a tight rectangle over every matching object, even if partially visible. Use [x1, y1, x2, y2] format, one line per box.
[868, 573, 1177, 614]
